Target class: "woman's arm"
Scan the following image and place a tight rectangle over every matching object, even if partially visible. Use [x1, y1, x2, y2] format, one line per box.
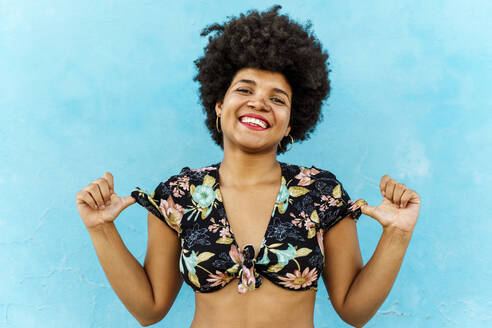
[323, 175, 421, 327]
[77, 172, 183, 326]
[323, 220, 412, 327]
[88, 214, 182, 326]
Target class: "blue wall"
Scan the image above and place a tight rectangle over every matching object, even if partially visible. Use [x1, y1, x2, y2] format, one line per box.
[1, 1, 491, 327]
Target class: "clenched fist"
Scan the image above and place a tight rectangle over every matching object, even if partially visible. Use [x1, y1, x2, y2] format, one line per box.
[76, 172, 136, 230]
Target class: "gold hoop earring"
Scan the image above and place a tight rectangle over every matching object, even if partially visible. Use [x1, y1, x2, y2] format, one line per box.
[216, 116, 221, 133]
[278, 134, 294, 152]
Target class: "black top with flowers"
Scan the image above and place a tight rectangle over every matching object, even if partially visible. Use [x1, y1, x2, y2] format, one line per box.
[131, 161, 363, 293]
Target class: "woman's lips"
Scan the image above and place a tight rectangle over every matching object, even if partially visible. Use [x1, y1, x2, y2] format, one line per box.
[239, 120, 268, 131]
[238, 114, 270, 127]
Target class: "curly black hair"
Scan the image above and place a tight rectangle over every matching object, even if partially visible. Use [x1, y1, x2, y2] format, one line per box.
[193, 5, 330, 154]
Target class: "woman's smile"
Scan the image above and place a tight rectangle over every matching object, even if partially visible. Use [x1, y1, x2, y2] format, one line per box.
[238, 115, 270, 131]
[239, 119, 269, 131]
[216, 67, 292, 152]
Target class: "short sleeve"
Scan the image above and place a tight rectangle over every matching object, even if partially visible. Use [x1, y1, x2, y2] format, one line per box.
[311, 166, 364, 231]
[131, 175, 183, 234]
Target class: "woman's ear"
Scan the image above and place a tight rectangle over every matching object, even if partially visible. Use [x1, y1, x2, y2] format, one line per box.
[286, 125, 291, 136]
[215, 102, 222, 117]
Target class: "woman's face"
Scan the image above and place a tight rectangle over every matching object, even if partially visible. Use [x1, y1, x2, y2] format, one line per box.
[215, 67, 292, 154]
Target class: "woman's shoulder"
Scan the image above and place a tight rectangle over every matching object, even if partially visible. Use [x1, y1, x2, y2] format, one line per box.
[281, 161, 338, 181]
[169, 162, 220, 183]
[172, 161, 339, 185]
[179, 163, 219, 174]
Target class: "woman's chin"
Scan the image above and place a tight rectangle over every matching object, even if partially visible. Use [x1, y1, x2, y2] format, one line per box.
[237, 140, 276, 154]
[224, 133, 277, 153]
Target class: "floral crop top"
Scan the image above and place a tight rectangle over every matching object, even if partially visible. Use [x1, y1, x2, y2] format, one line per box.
[131, 161, 364, 294]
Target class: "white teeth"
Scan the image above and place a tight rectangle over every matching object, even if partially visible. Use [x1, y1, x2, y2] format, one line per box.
[239, 116, 268, 128]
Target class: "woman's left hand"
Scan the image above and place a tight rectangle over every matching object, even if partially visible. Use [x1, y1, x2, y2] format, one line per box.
[360, 175, 421, 233]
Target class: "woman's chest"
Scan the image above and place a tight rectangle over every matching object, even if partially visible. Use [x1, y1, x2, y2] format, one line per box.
[177, 168, 326, 293]
[179, 177, 324, 259]
[219, 184, 279, 257]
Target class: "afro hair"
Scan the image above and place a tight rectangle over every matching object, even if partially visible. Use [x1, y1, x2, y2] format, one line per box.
[193, 5, 330, 154]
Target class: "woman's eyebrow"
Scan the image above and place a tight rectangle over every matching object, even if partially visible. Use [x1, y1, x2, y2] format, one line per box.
[234, 79, 290, 100]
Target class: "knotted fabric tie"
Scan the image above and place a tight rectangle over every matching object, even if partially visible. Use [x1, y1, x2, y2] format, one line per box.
[237, 244, 262, 293]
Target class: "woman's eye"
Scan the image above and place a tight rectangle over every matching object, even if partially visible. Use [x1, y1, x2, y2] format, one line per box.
[272, 97, 285, 104]
[237, 88, 251, 94]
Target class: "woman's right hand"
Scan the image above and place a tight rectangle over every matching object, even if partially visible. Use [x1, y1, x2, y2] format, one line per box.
[76, 172, 136, 230]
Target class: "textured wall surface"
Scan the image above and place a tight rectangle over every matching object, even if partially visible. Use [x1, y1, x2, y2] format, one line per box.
[1, 0, 491, 327]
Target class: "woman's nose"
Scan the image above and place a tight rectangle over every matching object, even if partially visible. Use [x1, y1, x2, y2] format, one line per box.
[247, 97, 269, 110]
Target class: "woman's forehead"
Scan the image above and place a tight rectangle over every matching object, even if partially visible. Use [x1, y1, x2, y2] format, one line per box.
[230, 68, 292, 94]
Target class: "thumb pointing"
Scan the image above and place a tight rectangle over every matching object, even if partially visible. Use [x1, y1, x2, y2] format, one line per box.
[120, 196, 136, 210]
[360, 204, 378, 219]
[111, 196, 136, 218]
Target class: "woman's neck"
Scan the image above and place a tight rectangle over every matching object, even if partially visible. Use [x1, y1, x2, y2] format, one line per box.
[218, 151, 281, 188]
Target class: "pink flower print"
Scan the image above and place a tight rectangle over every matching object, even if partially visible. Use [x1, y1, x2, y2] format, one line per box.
[304, 219, 315, 231]
[242, 266, 255, 284]
[159, 196, 184, 232]
[238, 284, 246, 293]
[168, 176, 190, 198]
[208, 217, 232, 235]
[229, 244, 244, 265]
[290, 212, 313, 230]
[238, 266, 256, 293]
[219, 227, 231, 238]
[191, 166, 217, 172]
[348, 199, 365, 212]
[322, 194, 339, 207]
[291, 218, 302, 228]
[208, 218, 220, 233]
[177, 176, 190, 191]
[346, 199, 366, 221]
[277, 267, 318, 289]
[314, 202, 326, 212]
[328, 198, 339, 207]
[290, 213, 302, 228]
[206, 270, 234, 287]
[317, 230, 325, 257]
[174, 188, 185, 198]
[294, 167, 321, 186]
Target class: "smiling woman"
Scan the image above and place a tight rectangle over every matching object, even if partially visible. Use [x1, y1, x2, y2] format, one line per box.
[76, 4, 421, 328]
[193, 5, 330, 154]
[216, 68, 293, 153]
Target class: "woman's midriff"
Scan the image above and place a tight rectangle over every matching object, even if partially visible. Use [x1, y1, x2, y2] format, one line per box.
[190, 278, 317, 328]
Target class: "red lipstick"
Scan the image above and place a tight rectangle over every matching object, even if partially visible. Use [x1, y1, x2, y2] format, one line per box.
[238, 114, 270, 127]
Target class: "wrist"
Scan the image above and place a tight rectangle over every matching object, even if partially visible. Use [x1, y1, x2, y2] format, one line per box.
[382, 224, 414, 240]
[86, 221, 116, 236]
